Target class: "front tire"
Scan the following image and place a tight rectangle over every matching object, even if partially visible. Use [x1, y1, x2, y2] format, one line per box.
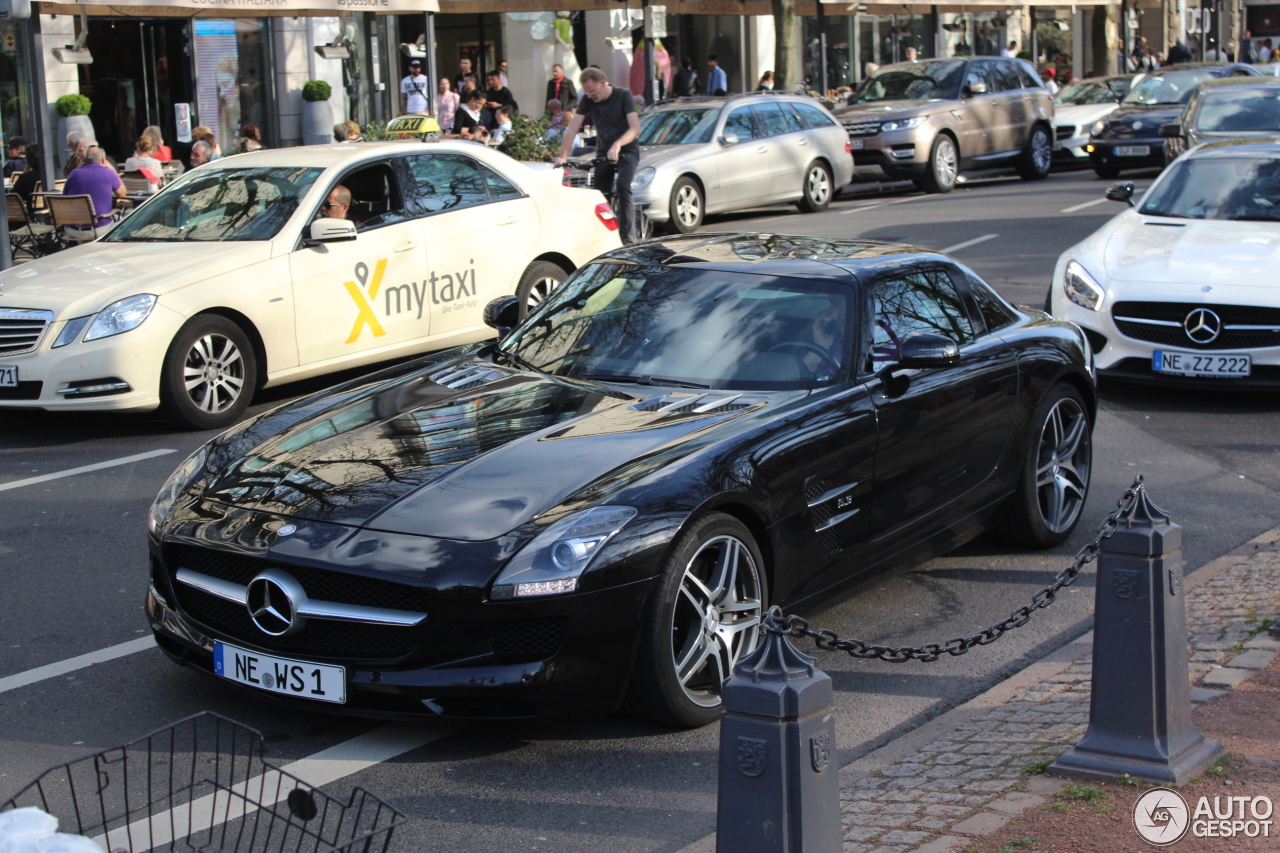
[996, 383, 1093, 548]
[1016, 125, 1053, 181]
[1093, 163, 1120, 179]
[627, 512, 767, 727]
[918, 134, 958, 194]
[159, 314, 257, 431]
[516, 260, 569, 317]
[797, 161, 833, 212]
[667, 177, 704, 234]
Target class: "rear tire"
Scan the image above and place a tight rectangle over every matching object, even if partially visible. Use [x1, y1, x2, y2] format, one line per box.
[1093, 164, 1120, 179]
[1016, 125, 1053, 181]
[626, 512, 767, 727]
[666, 177, 704, 234]
[516, 260, 569, 317]
[159, 314, 257, 431]
[797, 161, 833, 213]
[918, 134, 958, 194]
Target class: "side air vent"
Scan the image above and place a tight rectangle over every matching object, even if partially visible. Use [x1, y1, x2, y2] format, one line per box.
[632, 393, 760, 415]
[429, 363, 507, 391]
[804, 479, 842, 556]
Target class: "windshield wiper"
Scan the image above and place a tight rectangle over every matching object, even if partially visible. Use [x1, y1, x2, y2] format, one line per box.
[582, 373, 711, 389]
[493, 346, 551, 377]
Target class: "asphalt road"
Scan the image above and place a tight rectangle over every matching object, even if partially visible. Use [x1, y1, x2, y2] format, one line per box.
[2, 164, 1278, 853]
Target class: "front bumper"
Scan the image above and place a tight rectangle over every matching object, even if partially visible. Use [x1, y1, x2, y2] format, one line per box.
[1087, 138, 1166, 172]
[0, 304, 184, 412]
[848, 129, 930, 179]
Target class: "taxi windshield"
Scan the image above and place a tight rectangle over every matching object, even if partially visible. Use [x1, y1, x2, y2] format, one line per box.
[106, 166, 325, 242]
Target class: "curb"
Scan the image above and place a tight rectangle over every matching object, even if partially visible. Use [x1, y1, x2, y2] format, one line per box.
[672, 524, 1280, 853]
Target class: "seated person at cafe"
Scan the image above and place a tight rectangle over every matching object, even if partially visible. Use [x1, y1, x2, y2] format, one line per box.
[4, 136, 27, 178]
[451, 91, 490, 142]
[63, 145, 125, 231]
[189, 141, 214, 169]
[13, 144, 41, 203]
[124, 134, 164, 184]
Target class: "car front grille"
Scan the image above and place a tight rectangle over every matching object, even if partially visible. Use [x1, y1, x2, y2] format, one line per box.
[0, 309, 53, 356]
[1111, 301, 1280, 351]
[843, 121, 881, 137]
[1056, 125, 1077, 141]
[494, 619, 567, 659]
[163, 543, 431, 661]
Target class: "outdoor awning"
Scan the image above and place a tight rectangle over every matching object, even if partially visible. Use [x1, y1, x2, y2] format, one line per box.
[34, 0, 437, 17]
[434, 0, 1115, 13]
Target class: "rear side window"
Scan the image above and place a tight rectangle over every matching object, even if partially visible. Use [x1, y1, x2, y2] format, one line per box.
[401, 153, 490, 215]
[482, 165, 523, 201]
[724, 106, 760, 140]
[752, 102, 803, 136]
[962, 269, 1019, 332]
[791, 102, 837, 129]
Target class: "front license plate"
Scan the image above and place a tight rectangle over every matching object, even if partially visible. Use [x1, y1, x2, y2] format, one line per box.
[1114, 145, 1150, 157]
[0, 365, 15, 387]
[1153, 351, 1251, 378]
[213, 642, 346, 703]
[848, 138, 864, 150]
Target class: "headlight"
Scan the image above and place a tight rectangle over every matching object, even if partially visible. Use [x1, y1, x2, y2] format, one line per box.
[148, 446, 208, 535]
[84, 294, 157, 342]
[631, 167, 657, 191]
[51, 316, 93, 348]
[1063, 260, 1105, 311]
[491, 506, 638, 599]
[1091, 120, 1107, 135]
[881, 116, 926, 132]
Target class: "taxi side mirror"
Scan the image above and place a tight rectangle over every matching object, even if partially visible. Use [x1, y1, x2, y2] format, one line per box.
[306, 218, 357, 246]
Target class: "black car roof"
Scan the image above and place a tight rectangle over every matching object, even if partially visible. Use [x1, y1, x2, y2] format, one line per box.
[1188, 137, 1280, 157]
[1141, 62, 1256, 77]
[1196, 76, 1280, 91]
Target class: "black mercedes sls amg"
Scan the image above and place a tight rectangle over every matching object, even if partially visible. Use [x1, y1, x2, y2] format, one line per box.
[146, 233, 1095, 727]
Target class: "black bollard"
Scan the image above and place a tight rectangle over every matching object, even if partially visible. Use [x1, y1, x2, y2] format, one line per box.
[716, 609, 840, 853]
[1052, 486, 1224, 784]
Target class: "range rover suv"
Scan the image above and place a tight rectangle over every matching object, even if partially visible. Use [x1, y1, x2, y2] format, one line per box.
[833, 57, 1055, 193]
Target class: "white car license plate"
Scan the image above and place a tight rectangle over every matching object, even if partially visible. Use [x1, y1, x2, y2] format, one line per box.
[1153, 351, 1251, 378]
[0, 365, 15, 387]
[849, 138, 864, 150]
[1114, 145, 1150, 157]
[213, 642, 346, 704]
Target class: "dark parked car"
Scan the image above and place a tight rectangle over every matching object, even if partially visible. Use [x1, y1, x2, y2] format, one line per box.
[1161, 76, 1280, 162]
[146, 234, 1097, 727]
[1087, 62, 1260, 177]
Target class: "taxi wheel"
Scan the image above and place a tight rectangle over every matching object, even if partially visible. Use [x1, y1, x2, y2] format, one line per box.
[516, 261, 569, 317]
[159, 314, 257, 431]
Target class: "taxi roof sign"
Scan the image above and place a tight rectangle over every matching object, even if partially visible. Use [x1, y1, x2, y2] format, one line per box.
[385, 115, 441, 140]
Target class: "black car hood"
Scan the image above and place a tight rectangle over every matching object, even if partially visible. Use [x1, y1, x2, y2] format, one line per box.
[199, 359, 771, 541]
[1102, 103, 1182, 132]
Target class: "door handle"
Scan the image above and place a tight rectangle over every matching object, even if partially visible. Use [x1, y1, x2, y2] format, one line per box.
[756, 145, 769, 154]
[393, 238, 421, 253]
[496, 215, 518, 226]
[797, 138, 809, 146]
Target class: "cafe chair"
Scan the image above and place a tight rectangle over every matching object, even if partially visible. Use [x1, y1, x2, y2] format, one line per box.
[6, 193, 57, 258]
[47, 194, 106, 246]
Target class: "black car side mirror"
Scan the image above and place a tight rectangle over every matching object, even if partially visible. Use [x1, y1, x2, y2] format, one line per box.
[483, 295, 521, 338]
[896, 331, 960, 368]
[1159, 122, 1182, 138]
[1105, 181, 1136, 206]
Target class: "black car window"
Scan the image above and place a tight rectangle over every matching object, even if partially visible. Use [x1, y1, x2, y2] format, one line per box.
[1195, 88, 1280, 132]
[752, 102, 803, 136]
[335, 161, 409, 232]
[871, 270, 974, 367]
[402, 153, 490, 215]
[792, 102, 837, 129]
[481, 164, 523, 201]
[966, 62, 995, 94]
[992, 60, 1024, 92]
[960, 268, 1019, 332]
[724, 106, 760, 141]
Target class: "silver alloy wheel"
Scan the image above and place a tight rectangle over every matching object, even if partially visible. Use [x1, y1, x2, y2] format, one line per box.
[183, 333, 245, 415]
[671, 534, 764, 707]
[806, 165, 831, 205]
[524, 276, 560, 311]
[934, 137, 958, 189]
[674, 184, 701, 228]
[1031, 128, 1052, 174]
[1036, 397, 1091, 534]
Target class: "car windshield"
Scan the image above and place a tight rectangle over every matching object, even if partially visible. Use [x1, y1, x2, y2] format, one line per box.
[1195, 88, 1280, 132]
[1056, 79, 1126, 105]
[1139, 156, 1280, 220]
[638, 109, 720, 145]
[848, 60, 966, 103]
[1123, 69, 1222, 105]
[503, 263, 854, 390]
[105, 166, 325, 242]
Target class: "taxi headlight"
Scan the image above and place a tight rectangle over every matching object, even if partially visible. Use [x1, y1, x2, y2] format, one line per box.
[1063, 260, 1105, 311]
[631, 167, 657, 191]
[1091, 120, 1107, 135]
[148, 446, 208, 535]
[491, 506, 638, 599]
[84, 294, 157, 342]
[52, 316, 93, 348]
[881, 116, 926, 132]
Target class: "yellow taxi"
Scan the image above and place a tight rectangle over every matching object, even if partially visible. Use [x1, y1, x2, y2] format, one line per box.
[0, 142, 621, 428]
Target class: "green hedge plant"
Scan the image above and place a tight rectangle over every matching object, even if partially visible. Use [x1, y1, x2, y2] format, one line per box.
[55, 94, 91, 117]
[302, 80, 332, 102]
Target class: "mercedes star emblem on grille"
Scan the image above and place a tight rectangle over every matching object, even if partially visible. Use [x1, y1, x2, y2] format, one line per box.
[1183, 308, 1222, 344]
[245, 570, 308, 637]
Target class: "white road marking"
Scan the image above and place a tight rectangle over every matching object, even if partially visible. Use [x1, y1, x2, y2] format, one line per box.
[97, 723, 459, 851]
[940, 233, 999, 254]
[839, 194, 927, 214]
[0, 448, 177, 493]
[0, 636, 156, 695]
[1060, 197, 1110, 213]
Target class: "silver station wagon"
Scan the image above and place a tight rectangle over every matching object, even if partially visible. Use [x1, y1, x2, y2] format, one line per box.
[626, 92, 855, 232]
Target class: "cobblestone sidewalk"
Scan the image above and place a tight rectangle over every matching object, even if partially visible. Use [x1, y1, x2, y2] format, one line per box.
[836, 533, 1280, 853]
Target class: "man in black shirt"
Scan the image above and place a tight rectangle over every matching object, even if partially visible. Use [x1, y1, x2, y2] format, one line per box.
[554, 67, 642, 244]
[485, 70, 519, 115]
[672, 57, 699, 97]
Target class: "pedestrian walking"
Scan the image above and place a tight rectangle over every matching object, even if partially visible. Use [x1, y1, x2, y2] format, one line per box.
[673, 57, 699, 97]
[401, 59, 430, 115]
[707, 55, 728, 96]
[437, 78, 460, 132]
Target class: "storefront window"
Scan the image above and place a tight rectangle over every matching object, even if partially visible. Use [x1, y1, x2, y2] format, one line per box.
[193, 19, 271, 150]
[0, 21, 30, 146]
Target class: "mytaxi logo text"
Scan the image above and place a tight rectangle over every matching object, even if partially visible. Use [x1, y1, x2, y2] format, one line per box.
[345, 259, 479, 344]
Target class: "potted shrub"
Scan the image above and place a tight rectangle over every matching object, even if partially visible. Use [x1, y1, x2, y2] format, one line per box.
[301, 80, 334, 146]
[55, 94, 94, 167]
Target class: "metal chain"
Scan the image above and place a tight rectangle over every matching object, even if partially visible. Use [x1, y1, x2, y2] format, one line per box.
[765, 476, 1145, 663]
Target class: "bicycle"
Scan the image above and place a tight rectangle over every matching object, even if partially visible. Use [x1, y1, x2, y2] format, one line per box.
[563, 156, 654, 243]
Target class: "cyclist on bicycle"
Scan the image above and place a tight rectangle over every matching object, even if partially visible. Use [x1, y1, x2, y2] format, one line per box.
[553, 67, 642, 244]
